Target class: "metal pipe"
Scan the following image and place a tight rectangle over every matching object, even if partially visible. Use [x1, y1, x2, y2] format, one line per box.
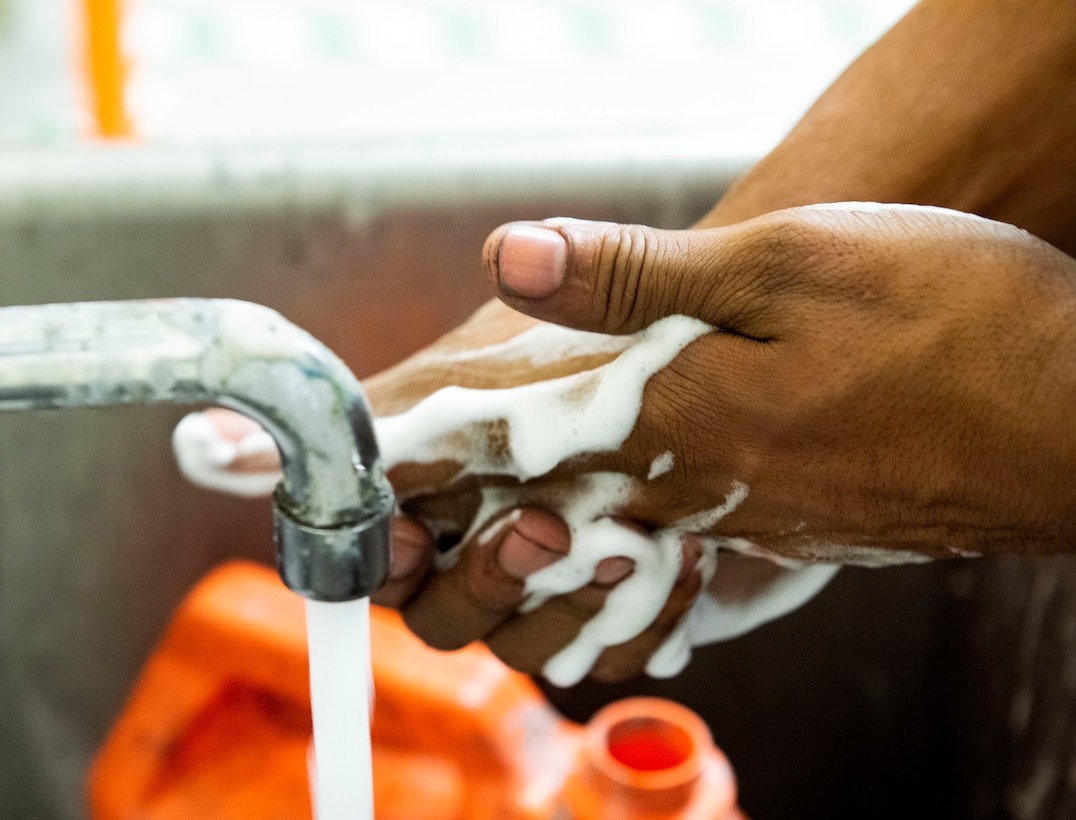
[0, 298, 393, 601]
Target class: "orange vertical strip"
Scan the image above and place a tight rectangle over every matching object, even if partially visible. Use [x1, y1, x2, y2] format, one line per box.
[82, 0, 132, 138]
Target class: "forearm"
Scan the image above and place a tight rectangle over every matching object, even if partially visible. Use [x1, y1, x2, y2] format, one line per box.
[703, 0, 1076, 254]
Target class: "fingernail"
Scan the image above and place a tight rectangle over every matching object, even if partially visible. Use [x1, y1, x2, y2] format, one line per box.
[390, 518, 431, 579]
[496, 224, 567, 299]
[593, 556, 635, 586]
[496, 527, 566, 581]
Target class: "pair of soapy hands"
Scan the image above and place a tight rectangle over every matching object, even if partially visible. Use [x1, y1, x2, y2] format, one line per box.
[176, 202, 1076, 683]
[175, 0, 1076, 683]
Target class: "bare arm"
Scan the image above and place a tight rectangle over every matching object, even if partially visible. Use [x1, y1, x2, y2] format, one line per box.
[705, 0, 1076, 253]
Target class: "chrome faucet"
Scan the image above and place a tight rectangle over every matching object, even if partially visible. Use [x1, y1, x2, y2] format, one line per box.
[0, 298, 394, 601]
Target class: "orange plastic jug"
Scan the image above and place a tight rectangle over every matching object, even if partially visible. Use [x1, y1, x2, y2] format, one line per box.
[88, 561, 745, 819]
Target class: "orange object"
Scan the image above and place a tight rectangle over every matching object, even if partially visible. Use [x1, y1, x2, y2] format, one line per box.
[88, 561, 745, 819]
[563, 697, 739, 819]
[80, 0, 132, 138]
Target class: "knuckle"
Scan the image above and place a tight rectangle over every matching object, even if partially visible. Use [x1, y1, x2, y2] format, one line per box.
[592, 224, 669, 333]
[750, 212, 834, 281]
[691, 213, 839, 333]
[733, 210, 897, 317]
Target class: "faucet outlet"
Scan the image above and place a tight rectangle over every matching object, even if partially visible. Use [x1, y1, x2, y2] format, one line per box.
[0, 298, 394, 601]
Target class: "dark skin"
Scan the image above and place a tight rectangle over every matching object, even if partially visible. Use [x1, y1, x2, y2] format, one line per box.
[376, 204, 1076, 681]
[202, 0, 1076, 682]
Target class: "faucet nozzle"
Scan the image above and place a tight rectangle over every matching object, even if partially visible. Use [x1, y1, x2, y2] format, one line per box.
[0, 298, 394, 601]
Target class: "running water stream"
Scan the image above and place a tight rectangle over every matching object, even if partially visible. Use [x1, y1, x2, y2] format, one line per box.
[305, 598, 375, 819]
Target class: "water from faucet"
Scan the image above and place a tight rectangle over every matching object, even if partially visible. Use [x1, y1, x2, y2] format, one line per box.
[306, 597, 375, 819]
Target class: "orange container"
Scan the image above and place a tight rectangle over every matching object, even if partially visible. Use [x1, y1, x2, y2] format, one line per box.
[564, 697, 740, 820]
[88, 561, 745, 819]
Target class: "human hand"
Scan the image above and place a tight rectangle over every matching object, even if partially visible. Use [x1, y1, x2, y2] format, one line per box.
[381, 203, 1076, 685]
[173, 294, 837, 684]
[177, 203, 1076, 683]
[478, 206, 1076, 567]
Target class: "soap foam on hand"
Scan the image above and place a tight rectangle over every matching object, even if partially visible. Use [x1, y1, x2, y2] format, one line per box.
[376, 314, 838, 684]
[172, 314, 839, 684]
[172, 409, 282, 497]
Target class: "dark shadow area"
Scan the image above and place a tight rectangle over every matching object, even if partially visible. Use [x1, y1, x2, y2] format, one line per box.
[539, 562, 956, 819]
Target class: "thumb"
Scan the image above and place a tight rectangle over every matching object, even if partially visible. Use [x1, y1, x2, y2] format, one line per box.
[482, 217, 775, 336]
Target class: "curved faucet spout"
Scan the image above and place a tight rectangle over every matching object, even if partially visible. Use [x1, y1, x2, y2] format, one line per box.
[0, 298, 394, 601]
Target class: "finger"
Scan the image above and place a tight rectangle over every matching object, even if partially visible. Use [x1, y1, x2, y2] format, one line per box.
[486, 540, 699, 683]
[370, 516, 436, 608]
[401, 508, 570, 651]
[483, 558, 633, 678]
[587, 540, 704, 683]
[172, 408, 281, 497]
[482, 215, 800, 337]
[487, 518, 690, 685]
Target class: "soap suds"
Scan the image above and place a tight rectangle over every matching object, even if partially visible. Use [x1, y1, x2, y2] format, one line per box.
[645, 619, 693, 678]
[374, 316, 724, 684]
[947, 546, 983, 559]
[173, 411, 281, 497]
[686, 560, 839, 645]
[476, 508, 522, 547]
[788, 541, 932, 567]
[173, 312, 845, 682]
[675, 481, 750, 532]
[647, 451, 674, 480]
[445, 475, 762, 687]
[520, 474, 684, 686]
[375, 315, 710, 482]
